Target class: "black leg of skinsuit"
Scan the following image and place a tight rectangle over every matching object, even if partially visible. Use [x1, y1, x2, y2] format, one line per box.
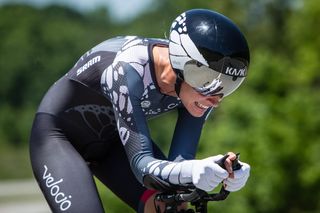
[30, 113, 166, 213]
[30, 113, 105, 213]
[89, 136, 167, 212]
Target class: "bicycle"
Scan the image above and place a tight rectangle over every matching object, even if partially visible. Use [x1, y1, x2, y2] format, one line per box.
[143, 154, 242, 213]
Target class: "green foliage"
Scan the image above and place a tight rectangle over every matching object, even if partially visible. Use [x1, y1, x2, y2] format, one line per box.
[0, 0, 319, 212]
[0, 142, 33, 179]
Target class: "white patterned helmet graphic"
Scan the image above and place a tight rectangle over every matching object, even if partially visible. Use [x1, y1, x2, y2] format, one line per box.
[169, 9, 250, 97]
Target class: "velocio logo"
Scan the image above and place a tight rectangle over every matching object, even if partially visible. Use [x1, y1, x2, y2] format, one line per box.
[42, 165, 72, 211]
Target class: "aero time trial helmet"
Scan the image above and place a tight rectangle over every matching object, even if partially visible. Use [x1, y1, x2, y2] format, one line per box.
[169, 9, 250, 97]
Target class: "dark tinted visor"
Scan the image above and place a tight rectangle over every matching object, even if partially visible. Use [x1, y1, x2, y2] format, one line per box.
[209, 56, 248, 77]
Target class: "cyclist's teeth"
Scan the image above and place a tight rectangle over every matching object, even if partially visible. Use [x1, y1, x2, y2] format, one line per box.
[196, 102, 209, 109]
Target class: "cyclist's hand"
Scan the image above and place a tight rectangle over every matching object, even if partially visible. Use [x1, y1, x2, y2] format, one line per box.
[192, 155, 229, 192]
[223, 160, 250, 192]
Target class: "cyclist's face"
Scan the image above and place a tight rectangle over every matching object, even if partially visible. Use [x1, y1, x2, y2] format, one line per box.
[179, 82, 222, 117]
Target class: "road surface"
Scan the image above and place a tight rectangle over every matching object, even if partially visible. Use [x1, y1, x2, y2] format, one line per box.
[0, 179, 50, 213]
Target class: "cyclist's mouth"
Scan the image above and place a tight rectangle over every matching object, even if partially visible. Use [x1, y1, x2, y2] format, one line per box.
[195, 102, 209, 110]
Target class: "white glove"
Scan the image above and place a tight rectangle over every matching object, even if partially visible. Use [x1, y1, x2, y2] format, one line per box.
[223, 161, 250, 192]
[191, 155, 229, 192]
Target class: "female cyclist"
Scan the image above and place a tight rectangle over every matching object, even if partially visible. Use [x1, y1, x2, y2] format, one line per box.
[30, 9, 251, 213]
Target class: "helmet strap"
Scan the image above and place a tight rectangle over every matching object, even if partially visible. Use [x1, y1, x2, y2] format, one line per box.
[174, 71, 184, 97]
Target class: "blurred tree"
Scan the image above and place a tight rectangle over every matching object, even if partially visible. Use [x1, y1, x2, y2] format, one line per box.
[0, 5, 113, 145]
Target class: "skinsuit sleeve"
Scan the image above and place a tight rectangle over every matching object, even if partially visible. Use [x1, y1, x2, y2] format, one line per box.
[100, 37, 212, 186]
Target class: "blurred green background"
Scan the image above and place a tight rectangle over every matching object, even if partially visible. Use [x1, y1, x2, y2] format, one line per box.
[0, 0, 319, 212]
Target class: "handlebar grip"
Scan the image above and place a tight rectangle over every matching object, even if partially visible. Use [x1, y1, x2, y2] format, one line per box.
[215, 153, 242, 171]
[214, 153, 242, 197]
[231, 153, 242, 171]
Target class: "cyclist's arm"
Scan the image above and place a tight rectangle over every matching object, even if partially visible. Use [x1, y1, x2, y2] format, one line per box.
[168, 107, 213, 161]
[101, 61, 194, 185]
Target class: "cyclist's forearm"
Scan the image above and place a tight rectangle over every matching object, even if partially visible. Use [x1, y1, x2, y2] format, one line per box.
[133, 154, 194, 185]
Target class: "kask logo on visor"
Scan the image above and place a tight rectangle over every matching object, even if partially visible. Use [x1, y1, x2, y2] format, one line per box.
[183, 58, 247, 97]
[209, 57, 248, 78]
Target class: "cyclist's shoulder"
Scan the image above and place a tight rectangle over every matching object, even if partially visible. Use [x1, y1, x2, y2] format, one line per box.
[81, 36, 169, 65]
[113, 36, 169, 57]
[92, 36, 164, 48]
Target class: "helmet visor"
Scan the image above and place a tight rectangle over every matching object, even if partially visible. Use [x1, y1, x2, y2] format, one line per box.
[209, 56, 248, 78]
[183, 58, 247, 97]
